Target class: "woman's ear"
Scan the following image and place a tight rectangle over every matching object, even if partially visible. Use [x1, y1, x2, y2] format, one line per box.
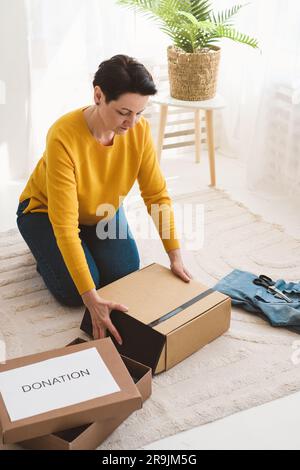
[94, 86, 102, 106]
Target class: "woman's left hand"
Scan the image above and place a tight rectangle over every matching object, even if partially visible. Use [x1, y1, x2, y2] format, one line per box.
[168, 249, 193, 283]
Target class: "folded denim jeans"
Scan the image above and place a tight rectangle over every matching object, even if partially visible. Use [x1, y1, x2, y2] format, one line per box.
[214, 269, 300, 332]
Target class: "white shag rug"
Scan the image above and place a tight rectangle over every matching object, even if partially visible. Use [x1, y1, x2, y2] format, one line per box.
[1, 188, 300, 450]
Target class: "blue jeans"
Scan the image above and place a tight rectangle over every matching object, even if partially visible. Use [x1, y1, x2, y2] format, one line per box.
[16, 199, 140, 307]
[214, 269, 300, 332]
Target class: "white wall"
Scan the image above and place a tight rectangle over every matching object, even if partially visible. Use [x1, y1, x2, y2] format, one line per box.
[0, 0, 30, 181]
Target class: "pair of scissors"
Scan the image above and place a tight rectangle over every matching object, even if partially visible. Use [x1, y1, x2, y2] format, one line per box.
[253, 275, 293, 303]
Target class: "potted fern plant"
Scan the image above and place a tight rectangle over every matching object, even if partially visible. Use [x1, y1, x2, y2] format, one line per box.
[117, 0, 259, 101]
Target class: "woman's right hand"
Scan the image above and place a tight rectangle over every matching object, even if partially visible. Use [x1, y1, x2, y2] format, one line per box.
[81, 288, 128, 344]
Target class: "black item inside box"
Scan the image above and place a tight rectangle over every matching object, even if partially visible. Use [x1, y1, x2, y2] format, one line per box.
[80, 309, 165, 373]
[54, 424, 91, 442]
[67, 337, 143, 383]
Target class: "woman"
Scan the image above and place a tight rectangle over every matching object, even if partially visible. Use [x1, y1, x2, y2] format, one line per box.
[16, 54, 191, 344]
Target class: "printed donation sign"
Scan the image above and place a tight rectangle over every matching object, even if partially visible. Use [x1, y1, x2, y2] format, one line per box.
[0, 348, 120, 421]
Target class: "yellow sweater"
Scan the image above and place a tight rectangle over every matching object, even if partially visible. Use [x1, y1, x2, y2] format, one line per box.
[19, 107, 180, 295]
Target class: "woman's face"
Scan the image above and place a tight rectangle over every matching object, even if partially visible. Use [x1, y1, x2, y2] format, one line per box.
[95, 87, 149, 135]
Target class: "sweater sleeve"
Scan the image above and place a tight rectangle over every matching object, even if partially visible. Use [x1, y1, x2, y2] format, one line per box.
[137, 120, 180, 252]
[45, 130, 95, 295]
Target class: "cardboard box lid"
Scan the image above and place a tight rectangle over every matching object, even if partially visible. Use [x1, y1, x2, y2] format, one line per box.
[0, 338, 142, 444]
[19, 341, 152, 450]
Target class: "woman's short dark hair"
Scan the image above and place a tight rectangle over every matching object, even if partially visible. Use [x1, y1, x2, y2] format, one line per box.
[93, 54, 157, 103]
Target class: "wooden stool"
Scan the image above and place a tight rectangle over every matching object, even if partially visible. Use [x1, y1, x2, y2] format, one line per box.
[151, 93, 226, 187]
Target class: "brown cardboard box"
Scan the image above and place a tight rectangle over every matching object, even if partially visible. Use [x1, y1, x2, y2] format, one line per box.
[81, 263, 231, 374]
[0, 338, 142, 445]
[20, 338, 152, 450]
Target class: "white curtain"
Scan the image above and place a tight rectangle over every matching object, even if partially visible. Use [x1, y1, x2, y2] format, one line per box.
[24, 0, 169, 176]
[0, 0, 168, 180]
[25, 0, 137, 175]
[213, 0, 300, 198]
[0, 0, 30, 181]
[246, 0, 300, 199]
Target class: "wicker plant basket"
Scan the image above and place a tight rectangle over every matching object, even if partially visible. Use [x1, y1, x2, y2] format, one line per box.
[167, 45, 221, 101]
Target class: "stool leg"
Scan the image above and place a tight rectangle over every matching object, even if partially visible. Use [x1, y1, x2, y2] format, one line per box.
[194, 109, 201, 163]
[157, 104, 168, 162]
[205, 110, 216, 187]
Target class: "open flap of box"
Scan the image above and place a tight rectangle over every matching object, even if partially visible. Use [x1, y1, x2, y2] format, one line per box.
[67, 338, 152, 400]
[81, 309, 165, 373]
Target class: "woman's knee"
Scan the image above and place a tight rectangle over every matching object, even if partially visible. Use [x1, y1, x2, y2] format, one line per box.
[55, 292, 84, 308]
[42, 275, 82, 307]
[16, 210, 101, 306]
[40, 266, 100, 308]
[49, 271, 101, 307]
